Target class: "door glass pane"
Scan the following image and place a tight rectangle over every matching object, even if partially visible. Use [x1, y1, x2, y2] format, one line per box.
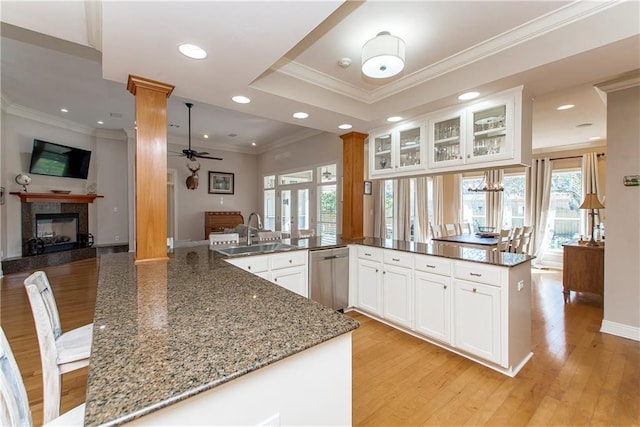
[399, 126, 421, 167]
[318, 185, 337, 237]
[280, 170, 312, 185]
[281, 190, 291, 233]
[319, 164, 337, 183]
[472, 105, 506, 158]
[264, 175, 275, 189]
[433, 117, 461, 163]
[297, 189, 309, 230]
[373, 134, 392, 172]
[264, 189, 276, 231]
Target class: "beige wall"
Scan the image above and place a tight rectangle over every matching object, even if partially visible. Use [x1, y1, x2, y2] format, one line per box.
[602, 84, 640, 338]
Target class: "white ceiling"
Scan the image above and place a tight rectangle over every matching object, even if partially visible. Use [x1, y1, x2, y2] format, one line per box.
[2, 1, 639, 154]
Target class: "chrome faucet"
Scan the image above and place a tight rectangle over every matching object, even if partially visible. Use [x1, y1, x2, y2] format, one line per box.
[246, 212, 263, 246]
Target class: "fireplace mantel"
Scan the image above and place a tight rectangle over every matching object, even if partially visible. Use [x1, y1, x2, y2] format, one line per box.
[10, 192, 104, 204]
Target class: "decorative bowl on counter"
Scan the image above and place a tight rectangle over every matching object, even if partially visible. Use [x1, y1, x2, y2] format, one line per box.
[477, 226, 496, 233]
[51, 190, 71, 194]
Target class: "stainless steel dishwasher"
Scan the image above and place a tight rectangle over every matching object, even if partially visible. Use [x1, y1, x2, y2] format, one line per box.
[309, 247, 349, 311]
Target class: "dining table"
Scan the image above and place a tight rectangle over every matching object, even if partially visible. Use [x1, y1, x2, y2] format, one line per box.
[431, 233, 500, 249]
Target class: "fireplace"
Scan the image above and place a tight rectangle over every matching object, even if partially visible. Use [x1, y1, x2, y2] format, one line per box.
[35, 213, 79, 253]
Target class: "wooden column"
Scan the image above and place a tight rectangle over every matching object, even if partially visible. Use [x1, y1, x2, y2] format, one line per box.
[127, 75, 174, 263]
[340, 132, 367, 239]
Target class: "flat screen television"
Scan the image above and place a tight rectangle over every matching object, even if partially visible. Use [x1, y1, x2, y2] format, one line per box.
[29, 139, 91, 179]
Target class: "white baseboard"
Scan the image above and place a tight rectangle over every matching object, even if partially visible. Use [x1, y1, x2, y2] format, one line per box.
[601, 320, 640, 341]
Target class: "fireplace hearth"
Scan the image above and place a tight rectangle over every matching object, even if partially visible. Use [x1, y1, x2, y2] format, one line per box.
[35, 213, 80, 254]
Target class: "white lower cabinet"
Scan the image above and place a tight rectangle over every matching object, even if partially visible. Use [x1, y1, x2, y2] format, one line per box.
[453, 279, 501, 364]
[225, 250, 308, 298]
[357, 259, 383, 316]
[414, 271, 451, 344]
[382, 264, 413, 329]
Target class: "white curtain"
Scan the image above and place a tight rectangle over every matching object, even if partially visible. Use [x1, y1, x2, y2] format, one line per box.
[451, 173, 462, 224]
[432, 175, 444, 226]
[486, 169, 504, 229]
[394, 178, 411, 241]
[581, 152, 602, 237]
[528, 158, 553, 261]
[415, 176, 430, 242]
[372, 180, 386, 239]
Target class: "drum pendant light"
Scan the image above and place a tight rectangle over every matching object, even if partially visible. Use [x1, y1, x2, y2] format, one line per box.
[362, 31, 405, 79]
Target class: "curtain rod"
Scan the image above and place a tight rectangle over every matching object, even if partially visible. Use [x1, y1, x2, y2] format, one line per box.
[541, 152, 606, 161]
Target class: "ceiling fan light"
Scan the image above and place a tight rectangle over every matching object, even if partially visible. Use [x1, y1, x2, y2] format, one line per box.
[362, 32, 405, 79]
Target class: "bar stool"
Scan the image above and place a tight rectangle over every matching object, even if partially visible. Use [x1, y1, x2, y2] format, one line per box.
[0, 326, 85, 426]
[23, 271, 92, 423]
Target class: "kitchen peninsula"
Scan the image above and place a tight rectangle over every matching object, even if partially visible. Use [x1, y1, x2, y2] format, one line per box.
[84, 246, 359, 426]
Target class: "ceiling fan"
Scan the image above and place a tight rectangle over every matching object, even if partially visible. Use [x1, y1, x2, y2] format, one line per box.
[180, 103, 222, 161]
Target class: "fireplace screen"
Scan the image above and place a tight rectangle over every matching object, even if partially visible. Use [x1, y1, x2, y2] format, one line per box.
[35, 213, 79, 253]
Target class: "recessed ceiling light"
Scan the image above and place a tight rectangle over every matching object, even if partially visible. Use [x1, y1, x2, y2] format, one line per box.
[387, 116, 403, 123]
[178, 43, 207, 59]
[557, 104, 575, 110]
[458, 91, 480, 101]
[589, 136, 602, 141]
[232, 96, 251, 104]
[338, 124, 353, 130]
[293, 112, 309, 119]
[97, 120, 104, 125]
[203, 134, 209, 139]
[251, 142, 257, 146]
[60, 108, 68, 113]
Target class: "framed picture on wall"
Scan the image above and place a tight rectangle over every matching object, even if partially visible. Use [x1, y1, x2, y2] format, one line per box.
[208, 171, 235, 194]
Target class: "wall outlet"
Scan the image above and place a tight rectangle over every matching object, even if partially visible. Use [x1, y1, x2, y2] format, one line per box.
[517, 280, 525, 291]
[115, 235, 120, 241]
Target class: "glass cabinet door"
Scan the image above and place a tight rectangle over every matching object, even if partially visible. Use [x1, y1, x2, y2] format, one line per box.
[469, 103, 509, 162]
[372, 134, 392, 174]
[397, 124, 422, 170]
[432, 116, 462, 165]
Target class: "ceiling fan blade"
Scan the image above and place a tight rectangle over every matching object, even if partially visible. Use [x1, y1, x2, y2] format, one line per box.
[196, 154, 223, 160]
[194, 151, 210, 156]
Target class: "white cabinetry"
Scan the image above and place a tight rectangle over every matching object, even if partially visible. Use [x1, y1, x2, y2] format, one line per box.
[427, 86, 529, 172]
[225, 250, 308, 297]
[413, 254, 453, 344]
[381, 250, 414, 329]
[370, 120, 425, 178]
[356, 247, 383, 316]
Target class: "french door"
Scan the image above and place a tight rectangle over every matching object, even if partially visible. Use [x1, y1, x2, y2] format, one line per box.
[279, 185, 314, 238]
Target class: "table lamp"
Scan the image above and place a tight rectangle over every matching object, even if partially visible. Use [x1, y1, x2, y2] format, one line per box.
[579, 193, 604, 247]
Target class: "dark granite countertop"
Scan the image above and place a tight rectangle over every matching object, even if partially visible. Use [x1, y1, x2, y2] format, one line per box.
[84, 247, 359, 426]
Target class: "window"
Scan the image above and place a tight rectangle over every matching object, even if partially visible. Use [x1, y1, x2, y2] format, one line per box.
[382, 177, 432, 241]
[502, 173, 526, 229]
[545, 169, 582, 250]
[384, 180, 394, 239]
[263, 175, 276, 231]
[317, 164, 337, 237]
[279, 170, 313, 185]
[462, 176, 486, 230]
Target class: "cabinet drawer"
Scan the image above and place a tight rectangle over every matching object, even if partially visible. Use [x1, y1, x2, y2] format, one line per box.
[454, 261, 501, 286]
[383, 250, 413, 269]
[414, 254, 452, 276]
[358, 246, 383, 262]
[271, 250, 307, 270]
[225, 255, 269, 273]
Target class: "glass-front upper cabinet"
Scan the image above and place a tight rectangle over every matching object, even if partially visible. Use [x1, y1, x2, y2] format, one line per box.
[370, 120, 425, 178]
[466, 97, 514, 164]
[428, 109, 465, 169]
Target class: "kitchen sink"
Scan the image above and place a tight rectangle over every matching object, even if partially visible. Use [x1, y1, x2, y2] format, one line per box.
[214, 242, 299, 257]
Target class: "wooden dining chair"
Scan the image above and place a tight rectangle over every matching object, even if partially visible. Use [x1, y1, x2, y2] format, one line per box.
[209, 232, 240, 245]
[509, 227, 523, 253]
[0, 327, 85, 426]
[460, 222, 472, 234]
[23, 271, 93, 424]
[444, 224, 457, 236]
[496, 229, 512, 252]
[516, 226, 534, 254]
[257, 231, 282, 241]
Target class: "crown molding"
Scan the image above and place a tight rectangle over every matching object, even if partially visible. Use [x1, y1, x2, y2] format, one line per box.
[595, 69, 640, 93]
[4, 101, 96, 136]
[95, 128, 127, 141]
[272, 0, 622, 104]
[532, 140, 607, 157]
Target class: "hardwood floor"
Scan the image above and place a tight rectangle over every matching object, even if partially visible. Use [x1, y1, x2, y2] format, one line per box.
[1, 261, 638, 426]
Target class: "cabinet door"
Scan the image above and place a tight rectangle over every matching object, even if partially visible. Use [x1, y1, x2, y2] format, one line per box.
[382, 264, 413, 329]
[395, 121, 425, 174]
[428, 109, 465, 169]
[370, 132, 393, 176]
[272, 266, 307, 298]
[414, 271, 451, 344]
[357, 259, 383, 316]
[453, 279, 501, 364]
[466, 96, 514, 164]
